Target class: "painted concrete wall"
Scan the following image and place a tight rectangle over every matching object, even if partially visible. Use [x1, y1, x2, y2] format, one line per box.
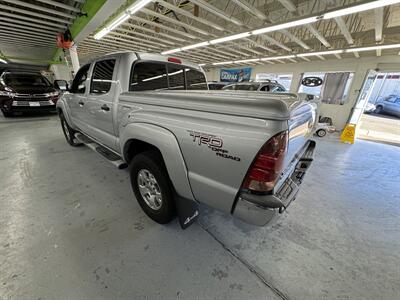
[205, 55, 400, 130]
[50, 64, 72, 81]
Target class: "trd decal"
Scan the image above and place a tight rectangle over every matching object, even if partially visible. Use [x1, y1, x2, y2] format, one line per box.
[188, 130, 241, 162]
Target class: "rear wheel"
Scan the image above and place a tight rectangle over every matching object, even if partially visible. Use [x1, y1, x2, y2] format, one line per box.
[59, 112, 80, 146]
[130, 150, 175, 224]
[375, 106, 383, 114]
[1, 110, 13, 118]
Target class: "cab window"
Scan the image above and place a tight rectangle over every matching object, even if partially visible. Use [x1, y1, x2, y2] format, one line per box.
[130, 62, 168, 91]
[186, 68, 207, 90]
[90, 59, 116, 94]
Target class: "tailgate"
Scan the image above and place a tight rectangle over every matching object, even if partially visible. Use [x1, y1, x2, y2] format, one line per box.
[284, 101, 317, 169]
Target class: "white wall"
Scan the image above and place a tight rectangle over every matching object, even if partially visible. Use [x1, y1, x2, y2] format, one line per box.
[49, 64, 72, 81]
[205, 55, 400, 130]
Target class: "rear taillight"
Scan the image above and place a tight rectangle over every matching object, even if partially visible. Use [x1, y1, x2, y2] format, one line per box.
[242, 131, 288, 193]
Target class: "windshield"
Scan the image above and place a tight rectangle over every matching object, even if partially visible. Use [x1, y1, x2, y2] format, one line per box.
[223, 84, 259, 91]
[3, 74, 51, 87]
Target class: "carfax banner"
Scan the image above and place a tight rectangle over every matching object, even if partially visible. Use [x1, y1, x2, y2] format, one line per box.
[220, 67, 252, 82]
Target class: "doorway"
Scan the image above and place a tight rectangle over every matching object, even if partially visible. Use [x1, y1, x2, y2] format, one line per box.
[354, 71, 400, 145]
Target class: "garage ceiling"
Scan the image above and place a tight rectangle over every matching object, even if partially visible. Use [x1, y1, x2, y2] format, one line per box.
[77, 0, 400, 67]
[0, 0, 84, 66]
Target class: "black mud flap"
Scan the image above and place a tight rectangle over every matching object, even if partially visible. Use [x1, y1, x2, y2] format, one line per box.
[174, 195, 199, 229]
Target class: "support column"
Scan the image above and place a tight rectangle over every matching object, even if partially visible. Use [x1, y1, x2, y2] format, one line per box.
[69, 44, 80, 76]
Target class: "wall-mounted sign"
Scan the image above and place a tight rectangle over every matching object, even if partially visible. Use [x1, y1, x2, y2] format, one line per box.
[301, 76, 323, 87]
[220, 67, 251, 82]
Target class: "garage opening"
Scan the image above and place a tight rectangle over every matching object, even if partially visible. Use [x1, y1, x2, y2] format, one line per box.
[355, 71, 400, 145]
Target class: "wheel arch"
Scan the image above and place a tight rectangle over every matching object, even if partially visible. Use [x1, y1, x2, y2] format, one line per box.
[120, 123, 194, 201]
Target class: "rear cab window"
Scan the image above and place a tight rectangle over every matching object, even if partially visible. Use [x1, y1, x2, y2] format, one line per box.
[130, 61, 207, 91]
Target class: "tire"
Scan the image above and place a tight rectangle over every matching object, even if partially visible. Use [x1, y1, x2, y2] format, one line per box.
[375, 106, 383, 114]
[316, 129, 327, 137]
[130, 150, 176, 224]
[59, 112, 80, 146]
[2, 110, 13, 118]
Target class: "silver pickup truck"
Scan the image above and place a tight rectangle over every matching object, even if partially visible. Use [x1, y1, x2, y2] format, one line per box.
[57, 51, 317, 228]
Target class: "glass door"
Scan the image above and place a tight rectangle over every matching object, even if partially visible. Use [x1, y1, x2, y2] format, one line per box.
[348, 70, 378, 124]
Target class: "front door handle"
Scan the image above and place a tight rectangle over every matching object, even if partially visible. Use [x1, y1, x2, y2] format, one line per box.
[101, 104, 110, 111]
[78, 101, 84, 106]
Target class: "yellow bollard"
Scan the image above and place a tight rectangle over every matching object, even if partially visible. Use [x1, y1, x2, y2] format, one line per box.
[340, 123, 356, 144]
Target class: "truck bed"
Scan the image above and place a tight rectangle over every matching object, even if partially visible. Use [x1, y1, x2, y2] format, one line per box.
[119, 90, 306, 121]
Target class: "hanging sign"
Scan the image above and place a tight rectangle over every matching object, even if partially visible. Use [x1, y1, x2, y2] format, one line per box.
[220, 67, 252, 82]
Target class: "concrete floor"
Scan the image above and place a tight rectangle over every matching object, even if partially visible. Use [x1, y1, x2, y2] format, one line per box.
[1, 114, 399, 300]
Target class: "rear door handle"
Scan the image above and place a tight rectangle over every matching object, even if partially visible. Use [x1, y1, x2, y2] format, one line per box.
[78, 101, 84, 106]
[101, 104, 110, 111]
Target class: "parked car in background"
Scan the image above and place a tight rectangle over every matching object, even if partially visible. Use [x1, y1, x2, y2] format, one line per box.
[364, 102, 376, 114]
[374, 95, 400, 117]
[0, 72, 59, 117]
[222, 80, 287, 93]
[207, 81, 230, 90]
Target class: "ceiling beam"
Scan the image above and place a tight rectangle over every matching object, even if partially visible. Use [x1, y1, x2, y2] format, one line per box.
[34, 0, 81, 13]
[259, 35, 292, 52]
[277, 0, 297, 12]
[130, 16, 199, 40]
[121, 23, 187, 43]
[189, 0, 244, 26]
[375, 7, 384, 56]
[1, 0, 76, 19]
[0, 4, 72, 24]
[0, 11, 66, 29]
[334, 17, 354, 44]
[0, 27, 55, 40]
[0, 21, 58, 35]
[230, 0, 267, 20]
[113, 27, 176, 45]
[141, 8, 212, 37]
[306, 24, 331, 48]
[281, 30, 310, 49]
[154, 0, 225, 31]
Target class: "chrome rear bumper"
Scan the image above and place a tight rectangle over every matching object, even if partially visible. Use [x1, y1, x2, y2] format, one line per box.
[233, 140, 316, 226]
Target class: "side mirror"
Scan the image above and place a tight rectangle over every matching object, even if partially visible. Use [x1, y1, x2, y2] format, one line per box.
[54, 80, 68, 91]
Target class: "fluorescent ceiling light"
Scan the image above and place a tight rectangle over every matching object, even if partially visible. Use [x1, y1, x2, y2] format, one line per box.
[252, 17, 319, 35]
[261, 55, 296, 61]
[108, 13, 130, 31]
[161, 48, 181, 55]
[346, 43, 400, 52]
[209, 32, 251, 44]
[212, 61, 234, 65]
[0, 58, 7, 64]
[181, 42, 210, 51]
[128, 0, 153, 14]
[297, 50, 344, 57]
[198, 63, 206, 66]
[324, 0, 400, 19]
[94, 28, 110, 40]
[159, 0, 400, 54]
[93, 0, 152, 40]
[234, 58, 261, 63]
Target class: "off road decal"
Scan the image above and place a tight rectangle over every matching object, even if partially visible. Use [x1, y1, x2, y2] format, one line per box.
[188, 130, 241, 162]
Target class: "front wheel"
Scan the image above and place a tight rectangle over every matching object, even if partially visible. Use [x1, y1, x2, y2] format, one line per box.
[316, 129, 327, 137]
[375, 106, 383, 114]
[59, 112, 81, 146]
[130, 150, 176, 224]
